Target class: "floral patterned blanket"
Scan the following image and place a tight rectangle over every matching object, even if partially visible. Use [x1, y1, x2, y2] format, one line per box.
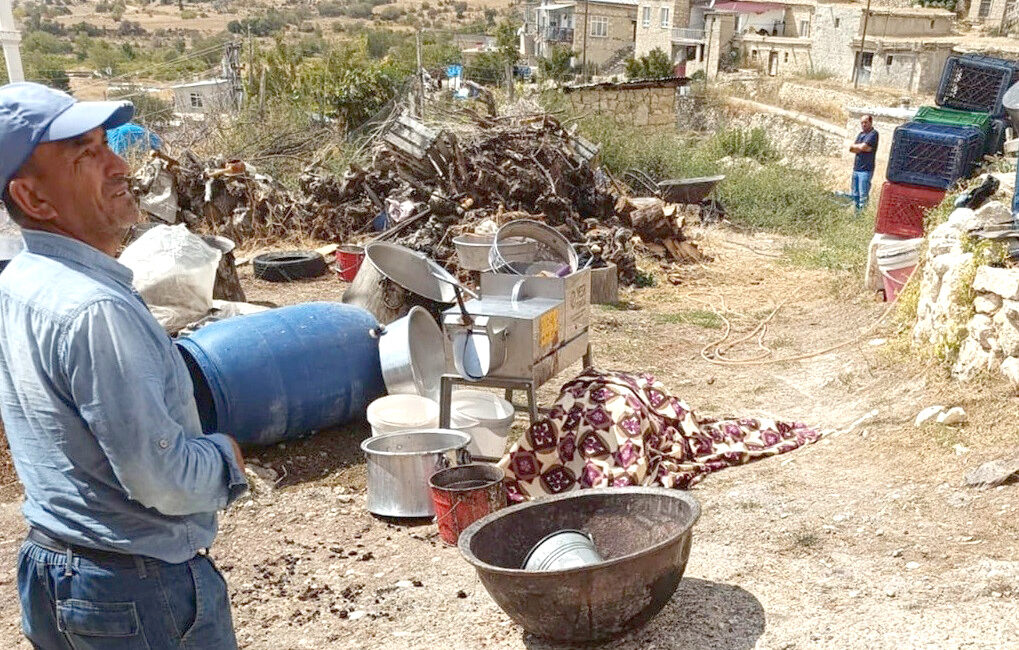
[498, 369, 822, 502]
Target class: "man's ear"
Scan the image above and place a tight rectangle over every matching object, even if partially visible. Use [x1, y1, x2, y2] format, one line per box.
[6, 177, 58, 224]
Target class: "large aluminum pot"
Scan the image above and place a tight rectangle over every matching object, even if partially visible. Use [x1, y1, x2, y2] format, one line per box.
[373, 306, 444, 402]
[343, 242, 457, 324]
[361, 429, 472, 517]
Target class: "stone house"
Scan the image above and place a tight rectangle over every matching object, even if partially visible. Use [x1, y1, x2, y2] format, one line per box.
[523, 0, 639, 71]
[966, 0, 1019, 36]
[811, 4, 957, 92]
[636, 0, 816, 78]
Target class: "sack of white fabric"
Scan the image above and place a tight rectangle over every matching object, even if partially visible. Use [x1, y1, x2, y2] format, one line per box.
[119, 224, 221, 333]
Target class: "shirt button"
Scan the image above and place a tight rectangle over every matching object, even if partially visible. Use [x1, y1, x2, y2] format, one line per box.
[158, 439, 169, 449]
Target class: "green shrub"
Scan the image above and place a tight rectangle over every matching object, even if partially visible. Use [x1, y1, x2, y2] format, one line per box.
[706, 127, 778, 163]
[625, 47, 673, 80]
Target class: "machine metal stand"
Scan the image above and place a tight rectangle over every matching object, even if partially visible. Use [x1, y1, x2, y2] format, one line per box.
[438, 345, 593, 428]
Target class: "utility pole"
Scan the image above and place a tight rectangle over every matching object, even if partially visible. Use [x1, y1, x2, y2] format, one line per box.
[581, 0, 589, 83]
[0, 0, 25, 83]
[853, 0, 872, 90]
[415, 30, 424, 119]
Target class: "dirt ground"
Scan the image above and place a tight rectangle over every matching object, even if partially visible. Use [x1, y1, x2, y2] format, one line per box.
[1, 226, 1019, 648]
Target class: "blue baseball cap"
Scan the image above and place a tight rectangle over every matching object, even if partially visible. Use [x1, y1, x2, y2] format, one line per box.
[0, 82, 134, 198]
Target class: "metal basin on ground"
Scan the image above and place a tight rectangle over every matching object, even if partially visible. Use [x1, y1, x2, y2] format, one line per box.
[458, 487, 700, 643]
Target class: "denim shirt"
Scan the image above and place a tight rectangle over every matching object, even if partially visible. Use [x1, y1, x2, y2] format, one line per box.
[0, 230, 247, 564]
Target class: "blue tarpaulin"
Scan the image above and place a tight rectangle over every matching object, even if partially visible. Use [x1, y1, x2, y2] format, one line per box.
[106, 123, 162, 156]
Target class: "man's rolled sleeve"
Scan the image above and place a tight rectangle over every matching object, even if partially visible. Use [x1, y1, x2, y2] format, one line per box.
[205, 433, 249, 505]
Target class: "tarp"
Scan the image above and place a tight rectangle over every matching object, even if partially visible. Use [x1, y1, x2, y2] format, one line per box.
[106, 123, 162, 156]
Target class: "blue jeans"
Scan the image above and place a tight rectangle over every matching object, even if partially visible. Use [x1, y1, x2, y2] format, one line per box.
[17, 540, 238, 649]
[851, 170, 873, 212]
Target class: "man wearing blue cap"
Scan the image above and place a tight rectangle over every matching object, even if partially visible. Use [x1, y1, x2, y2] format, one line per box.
[0, 82, 247, 648]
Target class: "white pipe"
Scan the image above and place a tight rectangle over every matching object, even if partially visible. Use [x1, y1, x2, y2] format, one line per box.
[0, 0, 25, 83]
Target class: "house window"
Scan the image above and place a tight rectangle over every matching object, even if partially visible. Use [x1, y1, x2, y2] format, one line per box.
[930, 19, 935, 28]
[642, 6, 651, 27]
[799, 19, 810, 36]
[979, 0, 992, 17]
[752, 50, 759, 60]
[860, 52, 874, 68]
[660, 7, 670, 27]
[686, 45, 697, 60]
[886, 54, 893, 65]
[590, 15, 608, 37]
[784, 52, 789, 62]
[189, 92, 203, 109]
[834, 17, 840, 27]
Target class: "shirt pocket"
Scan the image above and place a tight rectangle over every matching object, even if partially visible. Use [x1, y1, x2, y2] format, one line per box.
[57, 598, 149, 649]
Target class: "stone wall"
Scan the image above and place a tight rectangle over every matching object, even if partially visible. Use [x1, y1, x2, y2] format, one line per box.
[564, 84, 678, 128]
[913, 198, 1019, 384]
[676, 95, 845, 157]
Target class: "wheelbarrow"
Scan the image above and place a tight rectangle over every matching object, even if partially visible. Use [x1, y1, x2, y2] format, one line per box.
[623, 169, 725, 204]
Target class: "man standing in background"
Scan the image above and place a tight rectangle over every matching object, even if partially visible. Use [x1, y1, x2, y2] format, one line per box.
[849, 114, 879, 213]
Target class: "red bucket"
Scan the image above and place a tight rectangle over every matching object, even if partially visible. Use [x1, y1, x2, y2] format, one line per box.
[335, 245, 365, 282]
[429, 464, 507, 546]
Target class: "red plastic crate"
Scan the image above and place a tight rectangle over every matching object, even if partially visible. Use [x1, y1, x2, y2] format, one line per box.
[875, 181, 946, 238]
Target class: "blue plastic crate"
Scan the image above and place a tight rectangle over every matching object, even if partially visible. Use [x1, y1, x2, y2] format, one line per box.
[1014, 161, 1019, 215]
[887, 122, 984, 190]
[937, 54, 1019, 117]
[985, 118, 1007, 156]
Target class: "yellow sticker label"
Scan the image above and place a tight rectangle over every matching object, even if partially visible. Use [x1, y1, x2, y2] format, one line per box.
[539, 309, 560, 348]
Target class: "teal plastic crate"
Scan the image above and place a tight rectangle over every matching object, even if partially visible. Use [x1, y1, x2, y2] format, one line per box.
[914, 106, 991, 134]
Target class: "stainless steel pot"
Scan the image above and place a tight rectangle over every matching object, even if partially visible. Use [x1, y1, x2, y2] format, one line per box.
[373, 306, 444, 402]
[361, 429, 472, 517]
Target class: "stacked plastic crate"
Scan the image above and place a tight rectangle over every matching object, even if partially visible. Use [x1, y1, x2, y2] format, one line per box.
[871, 54, 1019, 301]
[877, 54, 1019, 240]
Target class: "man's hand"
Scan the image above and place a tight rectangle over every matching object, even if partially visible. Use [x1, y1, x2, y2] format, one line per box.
[227, 436, 245, 473]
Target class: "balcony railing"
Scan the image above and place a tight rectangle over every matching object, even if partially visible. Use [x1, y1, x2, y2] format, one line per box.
[543, 27, 575, 43]
[671, 27, 706, 42]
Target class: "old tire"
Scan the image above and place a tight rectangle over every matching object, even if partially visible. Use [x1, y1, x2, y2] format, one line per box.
[253, 251, 328, 283]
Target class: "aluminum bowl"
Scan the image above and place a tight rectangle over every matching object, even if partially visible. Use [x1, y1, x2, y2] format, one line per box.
[458, 487, 700, 643]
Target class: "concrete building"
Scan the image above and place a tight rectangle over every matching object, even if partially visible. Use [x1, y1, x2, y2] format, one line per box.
[170, 78, 238, 116]
[966, 0, 1019, 36]
[523, 0, 639, 71]
[811, 4, 956, 92]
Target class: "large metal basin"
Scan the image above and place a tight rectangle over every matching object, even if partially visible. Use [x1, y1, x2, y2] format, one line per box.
[458, 487, 700, 643]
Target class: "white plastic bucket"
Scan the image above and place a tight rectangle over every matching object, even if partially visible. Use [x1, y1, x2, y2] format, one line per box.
[367, 394, 440, 436]
[450, 390, 515, 460]
[876, 237, 921, 302]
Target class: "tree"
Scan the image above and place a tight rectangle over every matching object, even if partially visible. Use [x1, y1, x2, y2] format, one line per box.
[538, 44, 574, 84]
[624, 47, 674, 80]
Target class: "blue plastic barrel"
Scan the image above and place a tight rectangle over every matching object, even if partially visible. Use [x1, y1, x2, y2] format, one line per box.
[176, 302, 385, 446]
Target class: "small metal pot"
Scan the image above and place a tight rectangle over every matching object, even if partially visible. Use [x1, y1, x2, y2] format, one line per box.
[361, 429, 471, 518]
[522, 530, 604, 571]
[373, 306, 444, 402]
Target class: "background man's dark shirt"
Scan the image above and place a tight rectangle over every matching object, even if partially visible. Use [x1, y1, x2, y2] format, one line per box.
[853, 130, 878, 172]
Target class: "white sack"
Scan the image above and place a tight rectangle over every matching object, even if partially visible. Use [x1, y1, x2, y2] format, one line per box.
[119, 224, 220, 333]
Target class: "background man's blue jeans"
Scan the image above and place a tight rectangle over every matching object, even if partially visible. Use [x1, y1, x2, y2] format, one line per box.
[17, 540, 238, 649]
[851, 170, 873, 212]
